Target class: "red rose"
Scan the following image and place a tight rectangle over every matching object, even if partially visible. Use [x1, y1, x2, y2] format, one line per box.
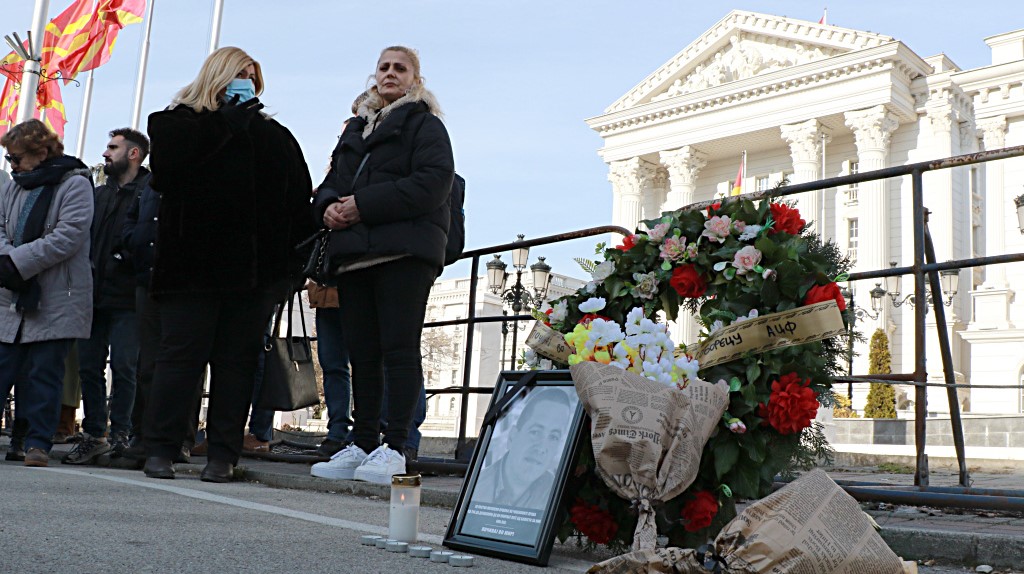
[579, 313, 613, 325]
[543, 308, 554, 326]
[681, 491, 718, 532]
[670, 265, 707, 298]
[760, 372, 818, 435]
[569, 499, 619, 545]
[769, 203, 805, 235]
[616, 234, 639, 251]
[706, 202, 721, 215]
[804, 282, 847, 311]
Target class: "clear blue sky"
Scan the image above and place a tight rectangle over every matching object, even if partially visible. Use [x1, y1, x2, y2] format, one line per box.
[5, 1, 1017, 279]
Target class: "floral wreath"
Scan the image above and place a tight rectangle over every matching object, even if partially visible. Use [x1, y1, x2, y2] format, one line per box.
[525, 191, 850, 551]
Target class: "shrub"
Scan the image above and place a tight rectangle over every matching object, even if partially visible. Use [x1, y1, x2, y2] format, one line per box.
[864, 329, 896, 418]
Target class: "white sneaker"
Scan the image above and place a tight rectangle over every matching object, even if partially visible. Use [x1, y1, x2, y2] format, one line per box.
[353, 444, 406, 485]
[311, 443, 368, 480]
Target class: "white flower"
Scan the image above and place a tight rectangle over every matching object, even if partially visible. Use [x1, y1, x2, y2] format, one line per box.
[549, 300, 568, 323]
[579, 297, 607, 313]
[708, 319, 724, 335]
[591, 261, 615, 282]
[539, 358, 553, 370]
[738, 224, 762, 242]
[585, 281, 598, 293]
[733, 309, 759, 324]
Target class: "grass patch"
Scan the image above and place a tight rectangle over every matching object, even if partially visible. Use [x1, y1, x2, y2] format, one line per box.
[877, 462, 915, 474]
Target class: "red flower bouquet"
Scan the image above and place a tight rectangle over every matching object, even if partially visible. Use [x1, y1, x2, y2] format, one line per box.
[759, 373, 819, 435]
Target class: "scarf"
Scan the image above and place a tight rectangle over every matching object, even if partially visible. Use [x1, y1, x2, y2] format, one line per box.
[8, 155, 89, 311]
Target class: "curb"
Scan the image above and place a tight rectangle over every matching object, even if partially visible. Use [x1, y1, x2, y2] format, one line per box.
[880, 525, 1024, 568]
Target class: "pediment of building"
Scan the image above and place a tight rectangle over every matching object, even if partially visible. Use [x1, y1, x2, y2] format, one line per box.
[608, 10, 896, 112]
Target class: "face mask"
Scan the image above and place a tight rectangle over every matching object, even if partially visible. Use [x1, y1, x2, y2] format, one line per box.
[224, 78, 256, 102]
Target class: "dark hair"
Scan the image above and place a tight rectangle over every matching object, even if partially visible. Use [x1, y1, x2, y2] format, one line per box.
[515, 388, 571, 430]
[0, 119, 64, 159]
[109, 127, 150, 160]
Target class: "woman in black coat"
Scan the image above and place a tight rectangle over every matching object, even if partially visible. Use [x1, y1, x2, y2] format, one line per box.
[142, 47, 314, 482]
[311, 46, 454, 484]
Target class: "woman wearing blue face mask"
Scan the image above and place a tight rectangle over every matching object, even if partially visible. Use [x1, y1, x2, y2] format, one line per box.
[141, 47, 315, 482]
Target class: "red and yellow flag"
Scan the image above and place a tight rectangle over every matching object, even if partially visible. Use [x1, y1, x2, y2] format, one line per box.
[730, 164, 743, 196]
[58, 0, 146, 81]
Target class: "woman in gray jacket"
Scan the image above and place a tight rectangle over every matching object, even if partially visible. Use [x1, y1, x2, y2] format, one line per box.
[0, 119, 94, 467]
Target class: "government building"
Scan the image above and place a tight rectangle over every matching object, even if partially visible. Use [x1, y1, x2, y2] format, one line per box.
[584, 11, 1024, 417]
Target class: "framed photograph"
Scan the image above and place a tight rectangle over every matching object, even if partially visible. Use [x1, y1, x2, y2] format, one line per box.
[444, 370, 586, 566]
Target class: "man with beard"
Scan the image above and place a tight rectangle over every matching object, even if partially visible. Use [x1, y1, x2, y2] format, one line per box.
[63, 129, 151, 464]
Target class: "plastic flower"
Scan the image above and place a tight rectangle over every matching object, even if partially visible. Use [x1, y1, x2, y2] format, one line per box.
[647, 222, 671, 243]
[670, 265, 707, 298]
[725, 416, 747, 434]
[659, 236, 688, 262]
[570, 500, 618, 545]
[804, 282, 847, 311]
[736, 221, 763, 241]
[732, 309, 759, 324]
[616, 234, 640, 251]
[548, 300, 568, 323]
[702, 215, 732, 243]
[579, 297, 607, 313]
[769, 203, 805, 235]
[591, 261, 615, 282]
[732, 245, 762, 276]
[681, 491, 719, 532]
[758, 372, 819, 435]
[631, 271, 659, 300]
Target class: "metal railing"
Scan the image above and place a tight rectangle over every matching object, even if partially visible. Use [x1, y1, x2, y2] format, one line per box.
[423, 145, 1024, 512]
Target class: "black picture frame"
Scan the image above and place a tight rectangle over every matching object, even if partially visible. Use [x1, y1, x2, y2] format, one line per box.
[444, 370, 586, 566]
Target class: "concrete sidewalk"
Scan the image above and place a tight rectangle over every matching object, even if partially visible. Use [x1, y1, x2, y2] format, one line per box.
[19, 440, 1024, 569]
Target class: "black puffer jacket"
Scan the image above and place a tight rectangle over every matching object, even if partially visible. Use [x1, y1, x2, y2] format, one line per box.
[90, 168, 149, 309]
[147, 104, 315, 298]
[314, 95, 454, 270]
[121, 178, 160, 287]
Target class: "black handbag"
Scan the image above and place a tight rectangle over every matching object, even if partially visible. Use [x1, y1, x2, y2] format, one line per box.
[298, 153, 371, 283]
[255, 291, 319, 412]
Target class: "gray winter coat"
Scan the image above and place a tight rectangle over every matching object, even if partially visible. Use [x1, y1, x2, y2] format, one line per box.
[0, 168, 94, 343]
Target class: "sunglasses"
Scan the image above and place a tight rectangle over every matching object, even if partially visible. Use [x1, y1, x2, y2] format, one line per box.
[3, 153, 21, 165]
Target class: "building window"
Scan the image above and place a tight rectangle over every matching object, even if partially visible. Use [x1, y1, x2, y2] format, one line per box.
[755, 175, 771, 193]
[847, 160, 859, 202]
[847, 218, 859, 264]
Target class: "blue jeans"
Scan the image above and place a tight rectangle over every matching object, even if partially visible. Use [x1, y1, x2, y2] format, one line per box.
[79, 308, 139, 437]
[0, 338, 71, 451]
[316, 307, 352, 443]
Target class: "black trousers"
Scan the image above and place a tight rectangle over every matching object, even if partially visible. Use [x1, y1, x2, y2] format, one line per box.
[131, 286, 202, 449]
[144, 290, 276, 464]
[337, 258, 435, 454]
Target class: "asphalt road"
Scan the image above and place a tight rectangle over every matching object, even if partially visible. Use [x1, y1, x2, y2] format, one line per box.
[0, 461, 1016, 573]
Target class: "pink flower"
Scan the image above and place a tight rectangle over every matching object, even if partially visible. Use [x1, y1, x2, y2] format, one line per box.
[659, 236, 688, 261]
[732, 245, 762, 275]
[727, 419, 747, 434]
[648, 223, 671, 243]
[702, 215, 732, 243]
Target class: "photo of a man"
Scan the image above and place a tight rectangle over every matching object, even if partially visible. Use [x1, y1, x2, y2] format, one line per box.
[470, 387, 574, 510]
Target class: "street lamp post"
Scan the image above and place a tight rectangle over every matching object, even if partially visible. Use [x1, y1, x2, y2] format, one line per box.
[840, 285, 881, 401]
[486, 235, 553, 369]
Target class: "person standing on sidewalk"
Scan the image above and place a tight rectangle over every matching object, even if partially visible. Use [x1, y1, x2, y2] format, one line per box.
[142, 47, 313, 483]
[64, 129, 150, 465]
[312, 46, 453, 484]
[0, 119, 94, 468]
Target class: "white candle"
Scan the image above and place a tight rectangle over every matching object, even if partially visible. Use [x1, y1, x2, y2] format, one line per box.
[389, 474, 421, 543]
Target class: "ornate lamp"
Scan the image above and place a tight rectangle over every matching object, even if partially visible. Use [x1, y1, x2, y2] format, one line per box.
[511, 234, 529, 271]
[530, 256, 552, 301]
[1015, 193, 1024, 234]
[486, 255, 508, 295]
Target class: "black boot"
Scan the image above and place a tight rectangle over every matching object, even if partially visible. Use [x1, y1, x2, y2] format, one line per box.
[5, 418, 28, 462]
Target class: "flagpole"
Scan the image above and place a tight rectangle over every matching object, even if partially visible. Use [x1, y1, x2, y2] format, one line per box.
[74, 69, 95, 159]
[130, 0, 156, 130]
[742, 150, 747, 186]
[15, 0, 51, 125]
[208, 0, 225, 54]
[819, 132, 827, 229]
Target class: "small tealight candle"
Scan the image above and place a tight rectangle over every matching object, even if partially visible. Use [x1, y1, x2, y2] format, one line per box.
[409, 546, 433, 558]
[429, 550, 454, 563]
[374, 538, 394, 549]
[449, 554, 475, 567]
[385, 541, 409, 553]
[360, 535, 382, 546]
[389, 474, 422, 543]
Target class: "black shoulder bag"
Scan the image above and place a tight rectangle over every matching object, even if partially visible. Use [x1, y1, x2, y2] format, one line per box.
[300, 153, 370, 284]
[255, 291, 319, 412]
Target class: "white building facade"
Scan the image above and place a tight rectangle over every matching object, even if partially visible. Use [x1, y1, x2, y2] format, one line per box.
[586, 11, 1024, 415]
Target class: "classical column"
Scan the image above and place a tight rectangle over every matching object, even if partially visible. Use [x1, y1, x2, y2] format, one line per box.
[977, 116, 1008, 288]
[608, 158, 657, 232]
[659, 146, 707, 211]
[780, 119, 831, 230]
[844, 105, 899, 324]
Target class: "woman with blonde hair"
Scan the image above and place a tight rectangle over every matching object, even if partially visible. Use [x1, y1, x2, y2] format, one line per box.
[311, 46, 453, 484]
[142, 46, 314, 482]
[0, 119, 93, 467]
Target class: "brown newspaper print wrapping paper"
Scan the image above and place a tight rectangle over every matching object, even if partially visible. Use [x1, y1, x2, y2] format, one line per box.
[570, 361, 730, 551]
[588, 470, 915, 574]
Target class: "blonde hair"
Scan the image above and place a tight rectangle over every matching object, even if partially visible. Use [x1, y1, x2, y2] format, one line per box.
[173, 47, 264, 112]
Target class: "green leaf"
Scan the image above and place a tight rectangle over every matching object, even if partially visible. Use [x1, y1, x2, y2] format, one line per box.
[745, 362, 761, 384]
[713, 261, 728, 272]
[714, 439, 740, 478]
[729, 376, 742, 392]
[720, 484, 733, 498]
[661, 260, 672, 271]
[726, 457, 761, 498]
[760, 278, 780, 307]
[724, 267, 737, 280]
